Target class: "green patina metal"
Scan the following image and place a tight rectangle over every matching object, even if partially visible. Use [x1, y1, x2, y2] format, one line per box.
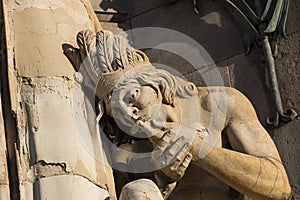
[224, 0, 297, 127]
[192, 0, 297, 127]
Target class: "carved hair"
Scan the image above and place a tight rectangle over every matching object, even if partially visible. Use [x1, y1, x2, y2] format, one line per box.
[114, 66, 198, 107]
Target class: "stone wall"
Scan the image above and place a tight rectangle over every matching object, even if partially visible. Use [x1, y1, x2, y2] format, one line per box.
[1, 0, 115, 199]
[92, 0, 300, 199]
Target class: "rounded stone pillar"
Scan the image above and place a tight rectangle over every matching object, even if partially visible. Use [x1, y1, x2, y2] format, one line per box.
[1, 0, 116, 199]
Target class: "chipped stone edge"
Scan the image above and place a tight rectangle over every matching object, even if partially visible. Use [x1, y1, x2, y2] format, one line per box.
[2, 0, 19, 113]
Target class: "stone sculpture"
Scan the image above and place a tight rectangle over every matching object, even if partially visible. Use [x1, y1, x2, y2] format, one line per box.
[66, 29, 190, 199]
[1, 0, 297, 199]
[66, 28, 291, 200]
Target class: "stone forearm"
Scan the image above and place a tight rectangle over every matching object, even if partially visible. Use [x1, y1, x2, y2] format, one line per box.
[191, 139, 291, 200]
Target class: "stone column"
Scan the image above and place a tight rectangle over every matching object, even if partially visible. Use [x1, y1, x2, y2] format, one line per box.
[1, 0, 116, 199]
[0, 103, 9, 200]
[0, 72, 10, 198]
[0, 106, 9, 200]
[0, 4, 10, 200]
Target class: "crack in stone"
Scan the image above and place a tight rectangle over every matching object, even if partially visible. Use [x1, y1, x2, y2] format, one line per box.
[34, 160, 109, 191]
[34, 160, 68, 178]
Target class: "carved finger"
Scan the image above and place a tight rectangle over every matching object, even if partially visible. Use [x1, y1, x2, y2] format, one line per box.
[181, 153, 193, 169]
[170, 143, 192, 171]
[164, 136, 189, 165]
[176, 153, 193, 177]
[155, 130, 176, 151]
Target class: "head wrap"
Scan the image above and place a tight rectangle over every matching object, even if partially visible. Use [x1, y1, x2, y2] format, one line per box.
[65, 29, 151, 100]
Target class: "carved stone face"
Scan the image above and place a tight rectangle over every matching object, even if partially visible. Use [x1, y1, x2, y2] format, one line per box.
[128, 86, 159, 109]
[108, 67, 197, 136]
[125, 85, 164, 122]
[110, 82, 168, 137]
[104, 85, 162, 117]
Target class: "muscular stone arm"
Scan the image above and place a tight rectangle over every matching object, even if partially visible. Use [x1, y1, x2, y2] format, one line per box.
[192, 88, 291, 200]
[193, 140, 290, 200]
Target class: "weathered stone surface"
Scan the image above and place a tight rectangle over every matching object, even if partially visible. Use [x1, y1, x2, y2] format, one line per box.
[272, 31, 300, 200]
[120, 179, 163, 200]
[143, 48, 196, 77]
[11, 0, 95, 78]
[126, 0, 170, 17]
[131, 0, 244, 63]
[91, 0, 121, 13]
[3, 0, 117, 199]
[91, 0, 169, 21]
[22, 181, 33, 200]
[20, 77, 114, 193]
[286, 0, 300, 35]
[273, 117, 300, 200]
[0, 186, 10, 200]
[101, 21, 130, 34]
[275, 32, 300, 116]
[38, 175, 109, 200]
[183, 62, 231, 87]
[227, 51, 274, 127]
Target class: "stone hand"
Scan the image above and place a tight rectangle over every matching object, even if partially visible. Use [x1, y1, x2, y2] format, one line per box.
[137, 119, 193, 181]
[156, 130, 193, 181]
